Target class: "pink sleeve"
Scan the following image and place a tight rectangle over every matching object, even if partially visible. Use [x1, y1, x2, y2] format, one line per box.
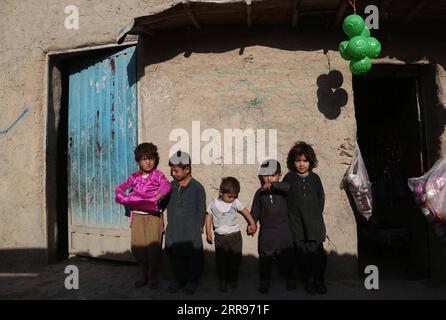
[115, 174, 135, 205]
[157, 171, 172, 196]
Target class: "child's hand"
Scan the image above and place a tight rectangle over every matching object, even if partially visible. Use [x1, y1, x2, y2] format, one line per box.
[206, 233, 213, 244]
[160, 217, 165, 234]
[248, 224, 257, 235]
[262, 182, 272, 191]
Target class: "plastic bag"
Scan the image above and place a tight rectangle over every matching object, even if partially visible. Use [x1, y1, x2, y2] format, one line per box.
[408, 158, 446, 223]
[345, 142, 373, 220]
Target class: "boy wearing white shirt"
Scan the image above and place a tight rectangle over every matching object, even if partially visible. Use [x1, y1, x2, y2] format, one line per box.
[205, 177, 257, 292]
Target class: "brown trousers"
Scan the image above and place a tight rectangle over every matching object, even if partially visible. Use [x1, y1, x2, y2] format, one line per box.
[131, 214, 162, 281]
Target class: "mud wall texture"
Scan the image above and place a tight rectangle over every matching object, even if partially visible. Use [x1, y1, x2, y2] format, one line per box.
[1, 0, 445, 278]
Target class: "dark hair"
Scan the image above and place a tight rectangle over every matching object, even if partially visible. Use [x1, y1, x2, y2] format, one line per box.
[287, 141, 318, 171]
[220, 177, 240, 195]
[168, 150, 192, 172]
[134, 143, 159, 167]
[258, 159, 281, 176]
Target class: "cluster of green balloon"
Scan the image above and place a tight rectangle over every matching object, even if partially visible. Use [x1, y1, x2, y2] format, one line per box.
[339, 14, 381, 75]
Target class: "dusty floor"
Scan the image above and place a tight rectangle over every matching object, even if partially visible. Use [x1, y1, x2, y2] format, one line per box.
[1, 256, 445, 300]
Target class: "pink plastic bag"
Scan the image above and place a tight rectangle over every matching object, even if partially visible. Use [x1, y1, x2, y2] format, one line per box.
[408, 158, 446, 253]
[408, 158, 446, 223]
[345, 143, 373, 220]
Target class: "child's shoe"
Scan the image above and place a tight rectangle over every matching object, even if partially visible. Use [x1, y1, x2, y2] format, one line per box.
[315, 280, 327, 295]
[219, 281, 228, 292]
[148, 280, 159, 290]
[168, 281, 183, 293]
[134, 277, 148, 288]
[304, 278, 317, 294]
[286, 280, 297, 291]
[183, 282, 198, 295]
[258, 281, 270, 294]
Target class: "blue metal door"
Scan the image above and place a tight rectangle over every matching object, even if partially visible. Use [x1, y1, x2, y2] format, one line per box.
[67, 46, 137, 259]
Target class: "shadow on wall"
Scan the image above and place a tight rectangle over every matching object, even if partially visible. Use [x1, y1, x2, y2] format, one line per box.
[316, 70, 348, 119]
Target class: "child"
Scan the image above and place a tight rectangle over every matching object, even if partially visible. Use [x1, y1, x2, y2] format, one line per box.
[205, 177, 257, 292]
[284, 141, 327, 295]
[115, 142, 172, 289]
[251, 159, 296, 294]
[165, 151, 206, 295]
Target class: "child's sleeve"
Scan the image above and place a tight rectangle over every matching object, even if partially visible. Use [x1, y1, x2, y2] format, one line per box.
[271, 182, 290, 194]
[250, 190, 261, 223]
[157, 171, 172, 196]
[283, 172, 293, 184]
[158, 190, 171, 212]
[206, 201, 213, 215]
[115, 174, 135, 205]
[316, 175, 325, 213]
[197, 184, 207, 226]
[235, 199, 246, 212]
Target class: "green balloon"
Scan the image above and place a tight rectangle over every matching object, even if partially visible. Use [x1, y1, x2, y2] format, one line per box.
[367, 37, 381, 58]
[350, 57, 372, 75]
[346, 36, 369, 60]
[343, 14, 365, 38]
[339, 41, 352, 60]
[360, 26, 371, 38]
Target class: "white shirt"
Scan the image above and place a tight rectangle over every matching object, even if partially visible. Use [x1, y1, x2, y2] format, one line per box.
[207, 198, 245, 235]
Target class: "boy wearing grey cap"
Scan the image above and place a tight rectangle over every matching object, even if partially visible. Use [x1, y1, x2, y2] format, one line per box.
[251, 159, 297, 294]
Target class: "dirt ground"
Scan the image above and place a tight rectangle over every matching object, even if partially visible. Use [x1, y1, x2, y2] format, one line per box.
[1, 256, 445, 300]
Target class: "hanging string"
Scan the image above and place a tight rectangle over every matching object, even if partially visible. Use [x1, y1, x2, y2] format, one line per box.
[348, 0, 356, 14]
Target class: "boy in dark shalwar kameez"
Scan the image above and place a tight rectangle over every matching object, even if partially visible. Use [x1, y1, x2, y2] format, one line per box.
[251, 159, 297, 294]
[165, 151, 206, 295]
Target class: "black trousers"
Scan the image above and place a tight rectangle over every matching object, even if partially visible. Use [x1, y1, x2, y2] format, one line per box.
[168, 249, 203, 285]
[214, 231, 242, 283]
[259, 246, 296, 283]
[294, 241, 327, 282]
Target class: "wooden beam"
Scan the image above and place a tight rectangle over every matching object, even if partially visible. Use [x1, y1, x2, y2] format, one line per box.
[292, 0, 302, 28]
[246, 0, 252, 28]
[181, 0, 201, 30]
[138, 28, 155, 37]
[403, 0, 427, 25]
[335, 0, 349, 25]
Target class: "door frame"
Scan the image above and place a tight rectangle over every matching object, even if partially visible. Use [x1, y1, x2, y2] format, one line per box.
[44, 41, 137, 263]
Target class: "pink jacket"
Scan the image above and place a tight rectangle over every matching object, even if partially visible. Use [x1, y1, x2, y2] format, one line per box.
[115, 169, 172, 213]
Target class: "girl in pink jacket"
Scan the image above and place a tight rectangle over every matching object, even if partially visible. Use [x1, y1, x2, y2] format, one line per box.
[115, 143, 171, 288]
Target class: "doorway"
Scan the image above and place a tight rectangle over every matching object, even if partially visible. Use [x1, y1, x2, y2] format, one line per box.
[353, 66, 430, 279]
[46, 44, 138, 263]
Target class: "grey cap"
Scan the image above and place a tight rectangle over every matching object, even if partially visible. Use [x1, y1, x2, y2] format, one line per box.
[169, 150, 191, 165]
[258, 159, 280, 176]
